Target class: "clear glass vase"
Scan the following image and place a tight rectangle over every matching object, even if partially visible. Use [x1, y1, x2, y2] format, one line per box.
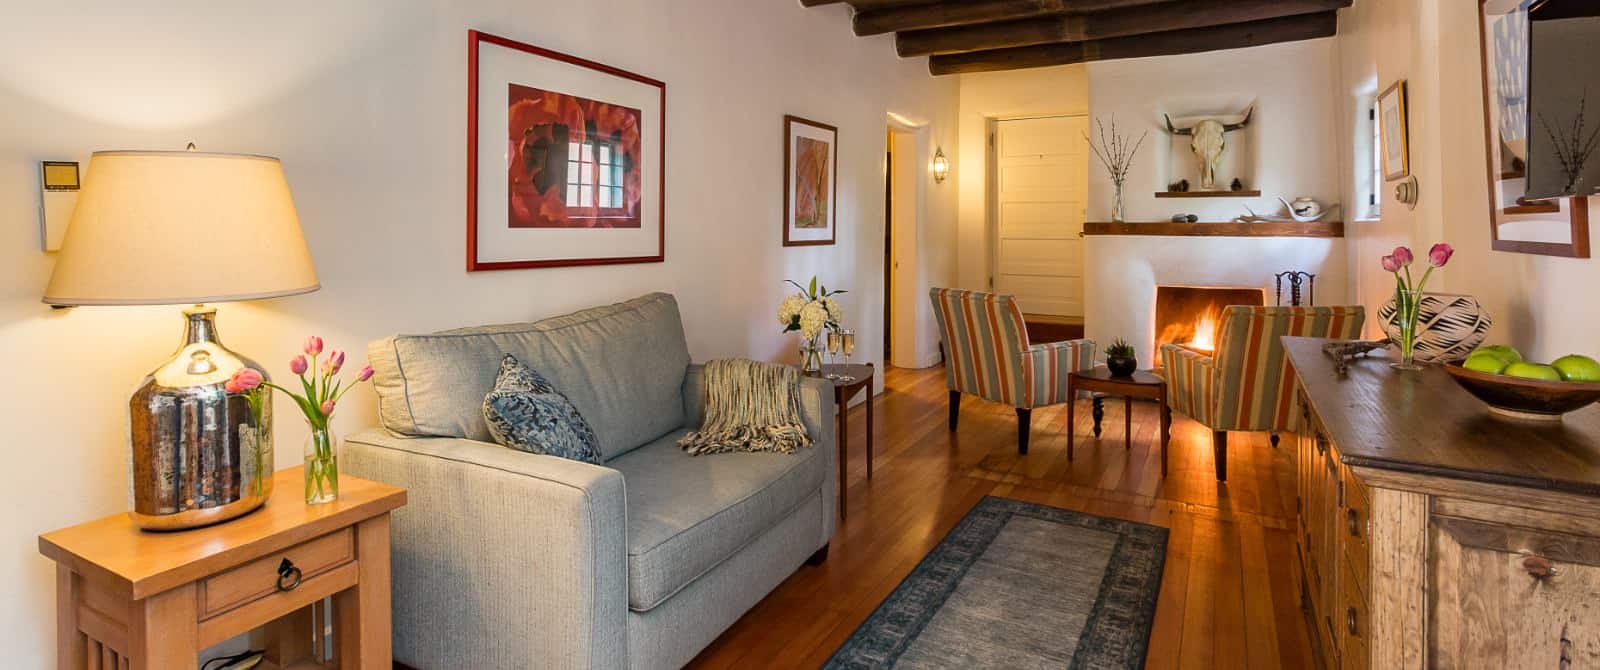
[304, 424, 339, 504]
[1112, 185, 1127, 223]
[1391, 288, 1423, 370]
[800, 334, 824, 375]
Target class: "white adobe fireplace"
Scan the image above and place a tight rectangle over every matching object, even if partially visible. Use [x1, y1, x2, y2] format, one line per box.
[1082, 231, 1349, 363]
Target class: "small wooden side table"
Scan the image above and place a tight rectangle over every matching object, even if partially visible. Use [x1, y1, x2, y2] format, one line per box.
[39, 467, 406, 670]
[820, 363, 874, 519]
[1067, 367, 1172, 476]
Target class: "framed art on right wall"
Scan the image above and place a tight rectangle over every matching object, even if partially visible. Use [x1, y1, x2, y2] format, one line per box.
[1378, 80, 1410, 181]
[1478, 0, 1591, 258]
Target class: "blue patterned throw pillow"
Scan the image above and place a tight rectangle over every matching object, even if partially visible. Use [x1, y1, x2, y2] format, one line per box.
[482, 354, 603, 464]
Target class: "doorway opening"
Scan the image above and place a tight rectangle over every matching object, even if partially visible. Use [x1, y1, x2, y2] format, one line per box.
[988, 115, 1088, 344]
[885, 127, 919, 368]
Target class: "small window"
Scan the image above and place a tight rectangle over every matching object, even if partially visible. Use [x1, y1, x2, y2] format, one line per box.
[1368, 104, 1383, 218]
[564, 139, 626, 213]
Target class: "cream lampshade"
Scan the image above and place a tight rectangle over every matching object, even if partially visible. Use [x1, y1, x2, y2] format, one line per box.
[43, 150, 318, 305]
[44, 149, 320, 530]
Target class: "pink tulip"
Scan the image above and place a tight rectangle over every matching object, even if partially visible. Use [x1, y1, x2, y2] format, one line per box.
[304, 336, 324, 356]
[1391, 246, 1414, 267]
[1381, 255, 1401, 273]
[290, 355, 309, 375]
[1428, 243, 1454, 267]
[327, 350, 345, 375]
[321, 399, 336, 415]
[226, 368, 263, 394]
[357, 364, 374, 382]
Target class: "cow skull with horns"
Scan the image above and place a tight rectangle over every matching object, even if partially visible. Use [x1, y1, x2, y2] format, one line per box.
[1164, 106, 1253, 190]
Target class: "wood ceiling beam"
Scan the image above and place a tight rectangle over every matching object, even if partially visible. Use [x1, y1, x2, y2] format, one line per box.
[799, 0, 941, 10]
[898, 0, 1349, 56]
[854, 0, 1174, 36]
[927, 11, 1339, 75]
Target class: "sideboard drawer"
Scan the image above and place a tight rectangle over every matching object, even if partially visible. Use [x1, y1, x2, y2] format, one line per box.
[1341, 465, 1370, 599]
[198, 528, 354, 619]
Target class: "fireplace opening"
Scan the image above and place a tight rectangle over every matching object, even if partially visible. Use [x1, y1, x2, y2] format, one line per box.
[1154, 285, 1266, 358]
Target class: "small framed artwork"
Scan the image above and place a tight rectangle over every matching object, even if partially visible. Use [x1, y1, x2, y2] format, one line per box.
[1377, 80, 1410, 181]
[467, 29, 666, 271]
[782, 115, 838, 247]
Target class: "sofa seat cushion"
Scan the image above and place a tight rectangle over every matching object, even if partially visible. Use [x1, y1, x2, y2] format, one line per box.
[610, 429, 825, 612]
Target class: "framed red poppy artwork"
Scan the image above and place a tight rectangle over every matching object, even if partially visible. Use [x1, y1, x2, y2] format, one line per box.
[468, 30, 666, 271]
[783, 115, 837, 247]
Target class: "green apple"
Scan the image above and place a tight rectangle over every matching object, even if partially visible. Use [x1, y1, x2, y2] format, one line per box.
[1552, 354, 1600, 382]
[1474, 345, 1523, 365]
[1503, 361, 1563, 381]
[1463, 352, 1510, 374]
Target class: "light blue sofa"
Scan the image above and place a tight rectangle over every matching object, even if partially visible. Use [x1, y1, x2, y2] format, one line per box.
[345, 293, 837, 669]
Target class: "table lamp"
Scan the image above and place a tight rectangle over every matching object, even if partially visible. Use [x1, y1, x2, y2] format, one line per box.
[43, 148, 319, 530]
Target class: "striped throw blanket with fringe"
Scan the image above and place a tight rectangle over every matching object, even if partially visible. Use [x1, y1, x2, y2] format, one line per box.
[678, 358, 813, 455]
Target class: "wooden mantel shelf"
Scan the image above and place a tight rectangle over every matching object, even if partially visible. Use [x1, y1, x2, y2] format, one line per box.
[1083, 220, 1344, 238]
[1154, 190, 1262, 198]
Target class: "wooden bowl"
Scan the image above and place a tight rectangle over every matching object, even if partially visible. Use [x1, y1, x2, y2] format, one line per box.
[1443, 362, 1600, 420]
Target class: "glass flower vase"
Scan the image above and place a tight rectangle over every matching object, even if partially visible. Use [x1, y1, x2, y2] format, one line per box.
[304, 424, 339, 504]
[1391, 288, 1423, 370]
[1112, 185, 1127, 223]
[800, 335, 824, 375]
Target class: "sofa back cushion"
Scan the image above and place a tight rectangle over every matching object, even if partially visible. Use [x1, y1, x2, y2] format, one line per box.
[369, 292, 691, 460]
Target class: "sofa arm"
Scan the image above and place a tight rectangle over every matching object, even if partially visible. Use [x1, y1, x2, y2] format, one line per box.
[344, 429, 628, 670]
[1160, 343, 1218, 427]
[681, 363, 838, 530]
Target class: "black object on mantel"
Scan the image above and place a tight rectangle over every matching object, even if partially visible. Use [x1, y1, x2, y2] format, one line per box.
[1286, 336, 1600, 497]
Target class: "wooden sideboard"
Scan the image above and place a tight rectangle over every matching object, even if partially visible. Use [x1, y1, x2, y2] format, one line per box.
[1286, 337, 1600, 669]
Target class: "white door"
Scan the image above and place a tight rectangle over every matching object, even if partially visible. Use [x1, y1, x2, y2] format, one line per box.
[991, 115, 1087, 319]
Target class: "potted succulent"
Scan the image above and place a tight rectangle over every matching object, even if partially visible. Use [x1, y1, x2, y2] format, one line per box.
[1106, 338, 1137, 377]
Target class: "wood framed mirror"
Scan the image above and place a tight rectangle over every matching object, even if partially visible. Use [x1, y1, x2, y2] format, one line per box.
[1478, 0, 1592, 258]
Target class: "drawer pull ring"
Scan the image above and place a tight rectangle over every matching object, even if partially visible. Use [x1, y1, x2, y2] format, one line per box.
[1523, 554, 1559, 580]
[276, 558, 303, 592]
[1346, 607, 1359, 637]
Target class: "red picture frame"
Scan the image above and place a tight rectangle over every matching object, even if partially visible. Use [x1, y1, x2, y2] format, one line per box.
[467, 29, 667, 271]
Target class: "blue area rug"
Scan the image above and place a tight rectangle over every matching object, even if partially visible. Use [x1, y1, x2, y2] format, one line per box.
[825, 496, 1167, 669]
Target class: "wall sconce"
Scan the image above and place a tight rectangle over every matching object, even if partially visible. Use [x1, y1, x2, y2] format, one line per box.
[932, 148, 949, 183]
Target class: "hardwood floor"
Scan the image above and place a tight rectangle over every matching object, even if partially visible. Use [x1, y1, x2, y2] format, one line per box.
[687, 364, 1313, 669]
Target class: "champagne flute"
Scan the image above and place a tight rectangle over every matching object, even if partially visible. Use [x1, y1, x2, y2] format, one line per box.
[838, 329, 856, 382]
[825, 330, 842, 379]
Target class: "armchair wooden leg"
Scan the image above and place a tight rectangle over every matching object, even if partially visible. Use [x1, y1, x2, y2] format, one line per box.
[806, 543, 829, 566]
[1092, 396, 1104, 438]
[1270, 432, 1281, 448]
[1016, 407, 1032, 455]
[1213, 430, 1228, 481]
[948, 391, 961, 431]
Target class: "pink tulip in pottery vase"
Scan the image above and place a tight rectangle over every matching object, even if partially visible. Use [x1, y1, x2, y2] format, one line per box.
[1380, 243, 1453, 370]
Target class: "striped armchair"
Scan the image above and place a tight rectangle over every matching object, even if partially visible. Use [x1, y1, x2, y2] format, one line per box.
[1161, 305, 1364, 481]
[929, 288, 1095, 454]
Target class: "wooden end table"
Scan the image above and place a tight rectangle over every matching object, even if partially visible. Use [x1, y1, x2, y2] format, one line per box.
[1067, 367, 1172, 476]
[820, 363, 874, 519]
[39, 467, 406, 670]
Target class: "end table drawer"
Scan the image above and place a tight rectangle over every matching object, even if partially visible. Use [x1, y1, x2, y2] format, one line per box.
[199, 528, 354, 618]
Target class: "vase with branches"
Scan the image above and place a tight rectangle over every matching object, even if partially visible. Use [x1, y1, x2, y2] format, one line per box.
[1086, 116, 1148, 223]
[1539, 90, 1600, 196]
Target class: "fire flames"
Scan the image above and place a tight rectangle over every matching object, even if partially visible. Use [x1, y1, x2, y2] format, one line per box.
[1188, 308, 1219, 352]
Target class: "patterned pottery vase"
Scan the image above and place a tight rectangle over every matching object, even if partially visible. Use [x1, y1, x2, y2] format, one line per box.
[1377, 293, 1492, 364]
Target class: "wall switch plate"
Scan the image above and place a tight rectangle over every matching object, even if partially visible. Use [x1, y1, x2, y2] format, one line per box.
[39, 160, 80, 251]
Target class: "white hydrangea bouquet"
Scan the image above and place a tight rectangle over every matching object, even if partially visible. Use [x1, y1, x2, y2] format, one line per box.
[778, 276, 845, 373]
